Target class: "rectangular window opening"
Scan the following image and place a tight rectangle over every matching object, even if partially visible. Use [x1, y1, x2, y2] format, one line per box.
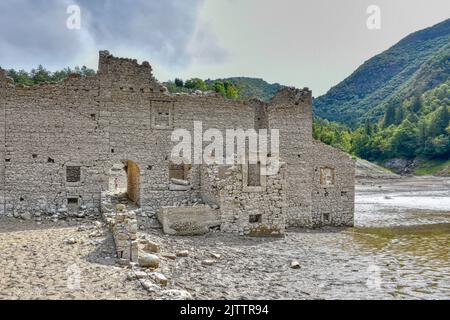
[247, 161, 261, 187]
[249, 214, 262, 223]
[66, 166, 81, 183]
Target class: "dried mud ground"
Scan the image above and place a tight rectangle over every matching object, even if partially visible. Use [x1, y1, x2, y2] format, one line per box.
[0, 176, 449, 300]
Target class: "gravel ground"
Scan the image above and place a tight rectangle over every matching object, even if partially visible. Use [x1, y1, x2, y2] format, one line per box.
[0, 218, 149, 300]
[0, 176, 449, 300]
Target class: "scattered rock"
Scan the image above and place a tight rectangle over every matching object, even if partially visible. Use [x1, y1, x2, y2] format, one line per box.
[65, 238, 77, 245]
[89, 231, 103, 238]
[162, 253, 177, 260]
[162, 289, 192, 300]
[202, 259, 216, 266]
[151, 272, 168, 286]
[142, 240, 160, 253]
[290, 260, 301, 269]
[141, 280, 159, 292]
[116, 204, 126, 212]
[94, 221, 102, 228]
[211, 253, 221, 259]
[176, 250, 189, 257]
[138, 253, 160, 269]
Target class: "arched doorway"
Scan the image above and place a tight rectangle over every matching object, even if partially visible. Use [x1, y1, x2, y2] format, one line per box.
[108, 160, 140, 207]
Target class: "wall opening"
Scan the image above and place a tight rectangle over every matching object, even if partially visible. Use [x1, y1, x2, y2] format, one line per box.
[249, 214, 262, 223]
[67, 197, 79, 212]
[320, 167, 335, 186]
[66, 166, 81, 183]
[247, 161, 261, 187]
[169, 162, 191, 181]
[127, 160, 141, 205]
[108, 160, 141, 206]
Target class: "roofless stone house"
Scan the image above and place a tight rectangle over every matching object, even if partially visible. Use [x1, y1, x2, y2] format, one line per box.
[0, 51, 355, 237]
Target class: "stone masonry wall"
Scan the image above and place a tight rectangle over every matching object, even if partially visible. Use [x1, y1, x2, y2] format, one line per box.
[201, 162, 287, 236]
[0, 51, 355, 231]
[310, 141, 355, 227]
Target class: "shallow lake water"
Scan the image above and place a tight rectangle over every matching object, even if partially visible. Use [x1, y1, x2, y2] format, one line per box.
[345, 176, 450, 299]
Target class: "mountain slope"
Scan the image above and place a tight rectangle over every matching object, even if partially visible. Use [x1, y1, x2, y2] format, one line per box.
[313, 19, 450, 127]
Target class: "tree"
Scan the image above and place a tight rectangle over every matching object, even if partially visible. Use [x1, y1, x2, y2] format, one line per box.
[389, 120, 417, 158]
[213, 81, 226, 96]
[429, 106, 449, 137]
[431, 135, 450, 158]
[224, 82, 238, 100]
[31, 65, 51, 84]
[383, 102, 396, 127]
[185, 78, 207, 91]
[174, 78, 184, 87]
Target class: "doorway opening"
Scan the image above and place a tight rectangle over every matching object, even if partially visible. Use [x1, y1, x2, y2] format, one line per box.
[109, 160, 141, 207]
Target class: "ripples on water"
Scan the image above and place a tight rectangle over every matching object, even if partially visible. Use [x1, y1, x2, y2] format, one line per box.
[350, 177, 450, 299]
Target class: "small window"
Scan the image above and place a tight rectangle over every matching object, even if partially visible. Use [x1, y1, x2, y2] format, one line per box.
[155, 107, 171, 127]
[66, 166, 81, 183]
[323, 213, 330, 222]
[169, 162, 191, 180]
[320, 167, 335, 186]
[67, 198, 78, 204]
[67, 198, 79, 212]
[249, 214, 262, 223]
[152, 102, 173, 129]
[247, 161, 261, 187]
[47, 157, 55, 163]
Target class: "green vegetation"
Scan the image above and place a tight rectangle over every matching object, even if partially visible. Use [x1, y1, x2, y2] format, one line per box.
[313, 19, 450, 127]
[414, 158, 450, 175]
[312, 19, 449, 169]
[164, 76, 282, 101]
[164, 77, 239, 99]
[314, 82, 449, 162]
[6, 65, 95, 85]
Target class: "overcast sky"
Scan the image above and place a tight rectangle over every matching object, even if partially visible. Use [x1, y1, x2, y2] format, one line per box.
[0, 0, 449, 96]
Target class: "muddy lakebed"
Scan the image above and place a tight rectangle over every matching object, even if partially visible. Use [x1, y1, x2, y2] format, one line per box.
[0, 176, 449, 300]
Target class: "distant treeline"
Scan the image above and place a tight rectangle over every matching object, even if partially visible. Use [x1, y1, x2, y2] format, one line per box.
[6, 65, 96, 86]
[164, 78, 240, 100]
[314, 81, 450, 161]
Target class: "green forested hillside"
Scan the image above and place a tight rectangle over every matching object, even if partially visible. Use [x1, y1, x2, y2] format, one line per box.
[313, 19, 450, 127]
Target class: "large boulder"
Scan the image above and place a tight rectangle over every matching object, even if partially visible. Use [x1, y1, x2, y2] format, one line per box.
[157, 206, 219, 236]
[138, 253, 160, 269]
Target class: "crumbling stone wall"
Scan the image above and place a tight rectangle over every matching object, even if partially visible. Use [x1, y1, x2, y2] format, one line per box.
[101, 192, 138, 262]
[310, 141, 355, 227]
[0, 51, 355, 232]
[201, 162, 287, 236]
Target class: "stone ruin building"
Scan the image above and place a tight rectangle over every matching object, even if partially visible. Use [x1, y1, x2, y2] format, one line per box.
[0, 51, 355, 242]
